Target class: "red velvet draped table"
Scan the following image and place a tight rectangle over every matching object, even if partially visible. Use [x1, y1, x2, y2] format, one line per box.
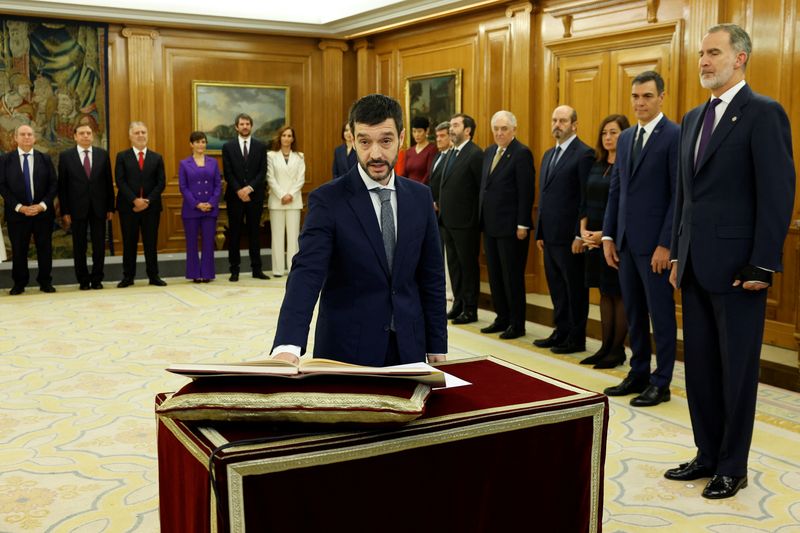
[156, 356, 608, 533]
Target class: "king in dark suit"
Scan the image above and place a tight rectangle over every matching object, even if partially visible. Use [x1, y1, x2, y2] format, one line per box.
[0, 124, 58, 295]
[602, 71, 679, 407]
[533, 105, 594, 353]
[665, 24, 795, 499]
[115, 121, 167, 287]
[222, 113, 269, 281]
[271, 94, 447, 367]
[479, 110, 535, 339]
[438, 113, 484, 324]
[59, 122, 115, 290]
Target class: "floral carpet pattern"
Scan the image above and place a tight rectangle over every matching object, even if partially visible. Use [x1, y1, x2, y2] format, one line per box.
[0, 279, 798, 532]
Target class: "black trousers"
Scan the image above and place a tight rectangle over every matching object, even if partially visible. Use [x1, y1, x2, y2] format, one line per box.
[227, 197, 263, 273]
[440, 225, 480, 314]
[542, 242, 588, 343]
[119, 208, 160, 280]
[71, 214, 107, 284]
[7, 214, 53, 287]
[681, 258, 765, 477]
[484, 232, 529, 328]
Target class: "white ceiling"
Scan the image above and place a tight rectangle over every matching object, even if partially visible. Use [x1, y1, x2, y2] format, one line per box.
[1, 0, 499, 38]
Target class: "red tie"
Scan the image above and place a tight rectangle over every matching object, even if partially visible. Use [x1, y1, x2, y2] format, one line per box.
[138, 150, 144, 170]
[83, 150, 91, 178]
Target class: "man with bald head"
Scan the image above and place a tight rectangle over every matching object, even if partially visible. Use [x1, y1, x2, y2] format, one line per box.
[0, 124, 58, 294]
[533, 105, 594, 353]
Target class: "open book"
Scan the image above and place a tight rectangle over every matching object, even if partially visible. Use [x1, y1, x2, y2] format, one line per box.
[167, 358, 448, 387]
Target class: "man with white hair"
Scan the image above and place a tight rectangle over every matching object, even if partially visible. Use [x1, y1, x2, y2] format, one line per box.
[479, 110, 535, 339]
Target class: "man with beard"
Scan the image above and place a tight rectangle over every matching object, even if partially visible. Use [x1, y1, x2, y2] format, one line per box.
[271, 94, 447, 366]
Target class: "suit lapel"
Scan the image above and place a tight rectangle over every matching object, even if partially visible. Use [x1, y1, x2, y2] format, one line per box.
[695, 86, 750, 175]
[631, 116, 665, 177]
[544, 142, 570, 190]
[344, 169, 391, 278]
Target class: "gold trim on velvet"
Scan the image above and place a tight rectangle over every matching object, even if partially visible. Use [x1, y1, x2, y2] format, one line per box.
[225, 401, 607, 533]
[156, 384, 431, 423]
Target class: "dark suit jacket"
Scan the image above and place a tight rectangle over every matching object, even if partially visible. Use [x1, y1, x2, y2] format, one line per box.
[114, 148, 166, 212]
[272, 166, 447, 366]
[534, 137, 594, 244]
[428, 150, 448, 206]
[439, 140, 483, 229]
[603, 116, 679, 254]
[671, 84, 795, 292]
[222, 137, 267, 202]
[480, 138, 535, 238]
[58, 146, 115, 219]
[332, 143, 357, 179]
[0, 149, 57, 222]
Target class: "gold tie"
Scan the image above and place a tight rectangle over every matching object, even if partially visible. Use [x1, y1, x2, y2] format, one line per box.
[490, 147, 504, 173]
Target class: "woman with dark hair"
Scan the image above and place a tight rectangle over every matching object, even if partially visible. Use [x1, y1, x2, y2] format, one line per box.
[579, 114, 630, 368]
[332, 122, 356, 179]
[403, 116, 436, 183]
[267, 126, 305, 277]
[178, 131, 221, 282]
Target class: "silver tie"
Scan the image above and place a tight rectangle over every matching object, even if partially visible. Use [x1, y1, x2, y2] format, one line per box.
[372, 188, 395, 273]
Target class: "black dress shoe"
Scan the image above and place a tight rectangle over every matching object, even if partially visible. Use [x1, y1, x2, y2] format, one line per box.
[229, 273, 239, 282]
[550, 340, 585, 354]
[664, 458, 715, 481]
[252, 271, 270, 280]
[499, 326, 525, 339]
[630, 384, 670, 407]
[9, 286, 24, 295]
[79, 282, 91, 291]
[480, 322, 508, 334]
[580, 348, 608, 365]
[117, 278, 134, 288]
[593, 348, 626, 369]
[149, 277, 168, 287]
[446, 304, 463, 320]
[533, 332, 566, 348]
[452, 312, 478, 325]
[39, 285, 56, 293]
[91, 281, 103, 290]
[702, 475, 748, 499]
[604, 375, 648, 396]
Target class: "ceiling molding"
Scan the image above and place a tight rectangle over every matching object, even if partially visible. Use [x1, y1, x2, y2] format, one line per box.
[0, 0, 504, 38]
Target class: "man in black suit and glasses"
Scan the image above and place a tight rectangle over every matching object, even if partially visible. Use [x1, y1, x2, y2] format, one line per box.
[59, 121, 115, 290]
[222, 113, 269, 281]
[115, 121, 167, 288]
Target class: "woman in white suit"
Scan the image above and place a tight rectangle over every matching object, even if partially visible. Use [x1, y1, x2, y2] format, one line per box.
[267, 126, 305, 277]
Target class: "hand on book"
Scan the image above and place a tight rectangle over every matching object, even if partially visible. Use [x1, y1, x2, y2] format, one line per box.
[272, 352, 300, 365]
[427, 355, 447, 363]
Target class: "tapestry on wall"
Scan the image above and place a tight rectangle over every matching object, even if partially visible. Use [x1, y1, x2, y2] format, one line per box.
[0, 16, 109, 259]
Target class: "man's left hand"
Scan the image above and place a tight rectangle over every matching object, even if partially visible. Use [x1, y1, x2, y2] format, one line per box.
[651, 246, 671, 274]
[427, 354, 447, 363]
[516, 228, 528, 240]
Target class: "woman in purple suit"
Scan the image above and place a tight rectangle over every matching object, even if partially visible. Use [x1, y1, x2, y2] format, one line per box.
[179, 131, 221, 282]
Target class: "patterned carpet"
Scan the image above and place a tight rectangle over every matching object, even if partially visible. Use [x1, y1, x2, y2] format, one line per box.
[1, 279, 798, 532]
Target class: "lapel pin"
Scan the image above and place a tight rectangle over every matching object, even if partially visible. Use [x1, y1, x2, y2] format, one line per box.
[732, 116, 738, 122]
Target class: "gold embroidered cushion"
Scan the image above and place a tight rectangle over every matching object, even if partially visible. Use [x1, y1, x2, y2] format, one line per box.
[156, 376, 431, 425]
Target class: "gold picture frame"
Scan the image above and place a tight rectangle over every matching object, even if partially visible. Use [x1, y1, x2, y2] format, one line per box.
[191, 81, 290, 154]
[404, 69, 462, 143]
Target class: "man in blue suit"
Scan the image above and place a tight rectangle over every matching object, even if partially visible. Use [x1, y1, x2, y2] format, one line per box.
[533, 105, 594, 354]
[271, 94, 447, 366]
[665, 24, 794, 499]
[602, 71, 679, 407]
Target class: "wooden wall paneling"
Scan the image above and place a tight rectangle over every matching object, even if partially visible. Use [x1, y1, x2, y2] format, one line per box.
[480, 22, 512, 126]
[558, 53, 610, 149]
[377, 53, 392, 96]
[354, 39, 376, 98]
[609, 43, 674, 119]
[506, 3, 534, 144]
[319, 40, 350, 190]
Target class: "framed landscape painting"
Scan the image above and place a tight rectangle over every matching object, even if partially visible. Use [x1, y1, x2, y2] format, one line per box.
[404, 69, 462, 142]
[192, 81, 289, 153]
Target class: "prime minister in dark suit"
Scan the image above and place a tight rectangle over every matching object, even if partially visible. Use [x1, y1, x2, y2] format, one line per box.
[59, 122, 115, 290]
[665, 24, 795, 500]
[602, 71, 679, 407]
[115, 121, 167, 287]
[534, 105, 594, 353]
[222, 113, 269, 281]
[271, 94, 447, 366]
[438, 113, 483, 324]
[0, 124, 57, 295]
[479, 110, 535, 339]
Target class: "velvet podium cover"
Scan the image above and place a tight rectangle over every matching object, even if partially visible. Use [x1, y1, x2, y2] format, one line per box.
[157, 356, 609, 533]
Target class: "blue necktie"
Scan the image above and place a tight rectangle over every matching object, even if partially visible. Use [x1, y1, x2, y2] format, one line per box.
[695, 98, 722, 171]
[632, 127, 644, 167]
[23, 153, 33, 204]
